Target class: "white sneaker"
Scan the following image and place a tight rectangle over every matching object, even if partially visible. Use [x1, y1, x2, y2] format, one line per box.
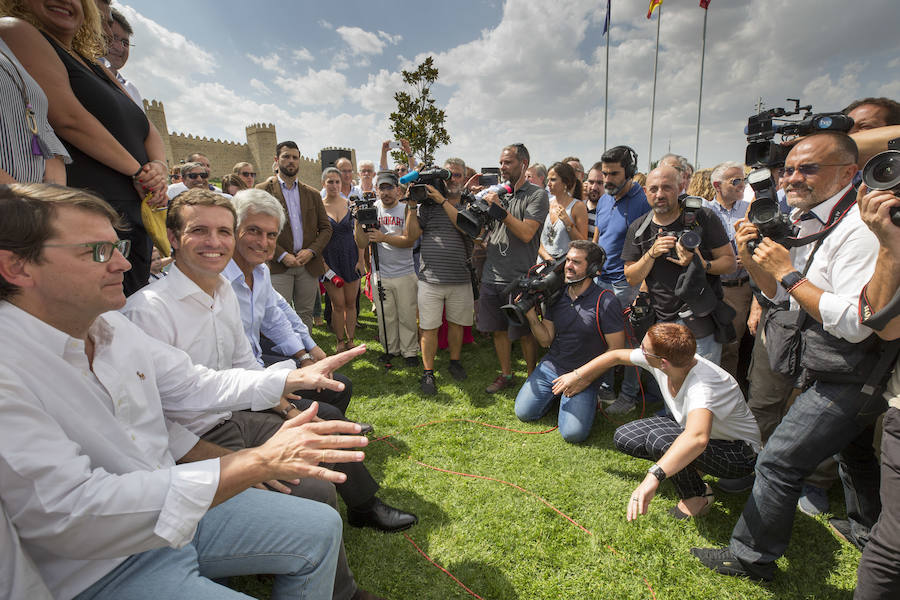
[596, 384, 616, 404]
[606, 394, 637, 415]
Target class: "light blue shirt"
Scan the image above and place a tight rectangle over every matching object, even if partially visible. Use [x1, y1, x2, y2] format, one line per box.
[280, 175, 303, 253]
[223, 260, 315, 364]
[702, 197, 750, 280]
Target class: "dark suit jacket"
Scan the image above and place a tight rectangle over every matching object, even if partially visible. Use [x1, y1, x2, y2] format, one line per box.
[258, 176, 332, 277]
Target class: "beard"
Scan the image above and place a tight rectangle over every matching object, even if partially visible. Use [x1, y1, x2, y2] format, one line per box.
[279, 163, 299, 177]
[785, 184, 818, 211]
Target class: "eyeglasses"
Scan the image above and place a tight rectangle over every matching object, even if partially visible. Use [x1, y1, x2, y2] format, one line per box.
[378, 184, 396, 191]
[728, 177, 747, 186]
[44, 240, 131, 263]
[111, 34, 132, 49]
[186, 172, 210, 180]
[640, 343, 663, 361]
[240, 171, 256, 177]
[778, 163, 852, 178]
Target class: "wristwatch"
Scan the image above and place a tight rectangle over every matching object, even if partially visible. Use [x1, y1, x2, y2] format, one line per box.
[779, 270, 804, 291]
[277, 405, 295, 419]
[704, 260, 712, 272]
[648, 464, 667, 482]
[297, 352, 313, 363]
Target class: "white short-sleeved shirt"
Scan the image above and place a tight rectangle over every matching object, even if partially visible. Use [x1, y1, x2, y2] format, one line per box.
[630, 348, 762, 452]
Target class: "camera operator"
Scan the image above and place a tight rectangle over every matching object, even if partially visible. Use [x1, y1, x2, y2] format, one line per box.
[450, 143, 550, 393]
[402, 158, 475, 395]
[514, 241, 625, 442]
[621, 166, 736, 369]
[853, 182, 900, 599]
[354, 171, 419, 365]
[692, 132, 883, 582]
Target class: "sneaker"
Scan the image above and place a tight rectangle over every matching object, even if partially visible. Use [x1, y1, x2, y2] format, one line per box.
[420, 371, 437, 396]
[716, 473, 756, 494]
[404, 356, 418, 367]
[690, 547, 770, 581]
[378, 353, 396, 364]
[596, 383, 616, 404]
[798, 484, 830, 516]
[828, 518, 864, 551]
[605, 393, 637, 415]
[485, 374, 514, 394]
[448, 361, 467, 381]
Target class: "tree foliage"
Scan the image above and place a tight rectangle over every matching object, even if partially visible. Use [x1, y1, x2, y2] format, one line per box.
[388, 56, 450, 166]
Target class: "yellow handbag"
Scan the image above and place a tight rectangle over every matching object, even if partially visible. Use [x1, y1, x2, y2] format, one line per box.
[140, 193, 171, 256]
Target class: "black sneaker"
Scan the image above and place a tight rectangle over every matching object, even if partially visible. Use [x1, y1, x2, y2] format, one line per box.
[378, 353, 395, 364]
[420, 371, 437, 395]
[448, 361, 467, 381]
[828, 518, 864, 551]
[404, 356, 418, 367]
[690, 547, 771, 581]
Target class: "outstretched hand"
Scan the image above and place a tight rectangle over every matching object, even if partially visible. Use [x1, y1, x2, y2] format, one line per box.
[284, 344, 366, 394]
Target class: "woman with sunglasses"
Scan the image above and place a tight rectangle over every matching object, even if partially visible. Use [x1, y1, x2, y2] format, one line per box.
[0, 0, 168, 295]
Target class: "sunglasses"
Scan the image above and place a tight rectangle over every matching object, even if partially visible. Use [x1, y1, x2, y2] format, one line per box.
[240, 171, 256, 177]
[186, 172, 210, 180]
[640, 343, 663, 361]
[778, 163, 852, 178]
[44, 240, 131, 263]
[728, 177, 747, 186]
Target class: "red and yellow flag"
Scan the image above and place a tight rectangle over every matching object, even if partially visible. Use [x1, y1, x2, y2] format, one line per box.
[647, 0, 662, 19]
[700, 0, 711, 8]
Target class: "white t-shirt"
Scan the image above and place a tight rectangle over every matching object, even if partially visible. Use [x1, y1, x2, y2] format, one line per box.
[629, 348, 762, 452]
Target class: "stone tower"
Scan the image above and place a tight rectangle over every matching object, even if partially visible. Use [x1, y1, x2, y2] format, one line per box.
[246, 123, 277, 177]
[143, 99, 174, 167]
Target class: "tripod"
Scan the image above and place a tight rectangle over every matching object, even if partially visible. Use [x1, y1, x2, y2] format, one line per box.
[365, 224, 393, 368]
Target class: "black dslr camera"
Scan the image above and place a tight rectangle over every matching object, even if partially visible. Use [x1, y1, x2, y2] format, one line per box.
[658, 195, 704, 259]
[745, 168, 794, 251]
[457, 184, 513, 239]
[406, 165, 451, 205]
[351, 192, 379, 230]
[861, 137, 900, 227]
[500, 257, 566, 327]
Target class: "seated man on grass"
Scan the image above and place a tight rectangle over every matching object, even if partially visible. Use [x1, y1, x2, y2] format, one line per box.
[514, 240, 625, 442]
[552, 322, 761, 519]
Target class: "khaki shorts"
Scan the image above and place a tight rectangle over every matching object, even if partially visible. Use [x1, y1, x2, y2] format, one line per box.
[417, 280, 474, 330]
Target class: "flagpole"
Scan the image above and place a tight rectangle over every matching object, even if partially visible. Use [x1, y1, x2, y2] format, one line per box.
[694, 6, 708, 168]
[603, 2, 610, 151]
[648, 3, 661, 171]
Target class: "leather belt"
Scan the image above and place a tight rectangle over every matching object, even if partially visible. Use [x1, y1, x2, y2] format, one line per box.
[722, 276, 750, 288]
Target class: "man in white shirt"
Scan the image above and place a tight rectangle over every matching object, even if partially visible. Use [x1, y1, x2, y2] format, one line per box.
[167, 153, 224, 200]
[693, 132, 883, 581]
[101, 8, 143, 108]
[124, 189, 394, 600]
[0, 183, 368, 599]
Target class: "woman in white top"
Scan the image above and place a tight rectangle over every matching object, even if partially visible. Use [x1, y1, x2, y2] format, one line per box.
[538, 161, 588, 261]
[552, 322, 760, 520]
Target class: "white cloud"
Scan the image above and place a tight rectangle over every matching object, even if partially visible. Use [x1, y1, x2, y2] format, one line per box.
[292, 48, 314, 62]
[378, 31, 402, 45]
[348, 69, 405, 113]
[318, 19, 333, 30]
[247, 52, 281, 72]
[273, 68, 348, 106]
[249, 78, 271, 95]
[336, 26, 388, 56]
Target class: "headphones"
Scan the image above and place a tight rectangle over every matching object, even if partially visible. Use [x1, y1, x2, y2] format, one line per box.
[614, 145, 638, 180]
[586, 245, 607, 279]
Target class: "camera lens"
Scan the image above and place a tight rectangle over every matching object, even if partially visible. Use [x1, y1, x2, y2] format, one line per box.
[862, 150, 900, 191]
[679, 230, 701, 251]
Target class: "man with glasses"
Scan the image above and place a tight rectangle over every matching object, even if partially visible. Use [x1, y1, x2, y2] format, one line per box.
[401, 158, 475, 394]
[233, 162, 257, 189]
[168, 153, 224, 200]
[261, 141, 332, 331]
[100, 8, 142, 108]
[181, 162, 211, 192]
[692, 132, 883, 581]
[704, 162, 750, 379]
[0, 183, 368, 599]
[357, 160, 376, 194]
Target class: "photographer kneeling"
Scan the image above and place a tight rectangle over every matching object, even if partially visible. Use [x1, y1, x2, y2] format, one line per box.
[554, 323, 760, 519]
[514, 240, 625, 443]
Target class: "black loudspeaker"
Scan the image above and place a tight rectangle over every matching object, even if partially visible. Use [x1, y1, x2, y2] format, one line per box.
[320, 149, 352, 172]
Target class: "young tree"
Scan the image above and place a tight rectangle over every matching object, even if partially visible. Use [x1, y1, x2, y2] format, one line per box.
[389, 56, 450, 166]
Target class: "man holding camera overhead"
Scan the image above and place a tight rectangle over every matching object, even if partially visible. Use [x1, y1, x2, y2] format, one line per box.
[692, 132, 884, 582]
[621, 166, 736, 382]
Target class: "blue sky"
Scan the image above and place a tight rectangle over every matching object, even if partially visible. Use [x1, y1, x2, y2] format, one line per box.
[120, 0, 900, 173]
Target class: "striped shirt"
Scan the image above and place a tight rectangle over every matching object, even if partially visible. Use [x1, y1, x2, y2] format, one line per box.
[0, 38, 69, 183]
[416, 199, 471, 285]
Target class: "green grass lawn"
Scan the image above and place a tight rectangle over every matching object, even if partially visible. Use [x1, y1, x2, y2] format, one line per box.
[234, 306, 859, 599]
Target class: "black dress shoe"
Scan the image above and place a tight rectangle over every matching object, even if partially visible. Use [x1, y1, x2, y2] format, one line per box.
[348, 497, 418, 532]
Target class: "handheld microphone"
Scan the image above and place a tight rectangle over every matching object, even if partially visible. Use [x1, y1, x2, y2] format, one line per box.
[475, 182, 513, 200]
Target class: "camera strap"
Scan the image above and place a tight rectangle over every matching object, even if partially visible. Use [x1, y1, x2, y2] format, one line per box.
[783, 187, 857, 248]
[593, 288, 614, 347]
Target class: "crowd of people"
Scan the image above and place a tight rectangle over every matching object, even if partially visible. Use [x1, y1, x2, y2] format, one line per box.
[1, 0, 900, 598]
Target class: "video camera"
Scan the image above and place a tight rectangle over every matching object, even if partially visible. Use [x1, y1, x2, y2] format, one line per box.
[500, 257, 566, 327]
[456, 183, 513, 239]
[657, 195, 704, 259]
[861, 137, 900, 227]
[400, 166, 450, 205]
[351, 191, 379, 230]
[744, 98, 854, 249]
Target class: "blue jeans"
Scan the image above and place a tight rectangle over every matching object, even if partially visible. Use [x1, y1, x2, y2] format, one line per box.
[729, 380, 881, 580]
[596, 278, 639, 398]
[515, 360, 597, 443]
[74, 489, 342, 600]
